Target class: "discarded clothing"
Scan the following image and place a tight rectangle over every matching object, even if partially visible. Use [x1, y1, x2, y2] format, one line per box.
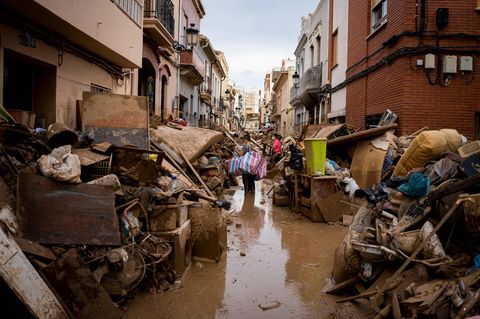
[397, 172, 430, 199]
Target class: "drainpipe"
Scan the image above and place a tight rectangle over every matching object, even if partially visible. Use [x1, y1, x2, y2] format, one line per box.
[176, 0, 183, 119]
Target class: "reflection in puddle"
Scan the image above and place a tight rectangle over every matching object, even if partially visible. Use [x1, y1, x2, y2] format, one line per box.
[126, 181, 370, 319]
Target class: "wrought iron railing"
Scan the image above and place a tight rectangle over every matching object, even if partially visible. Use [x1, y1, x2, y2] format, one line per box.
[144, 0, 175, 36]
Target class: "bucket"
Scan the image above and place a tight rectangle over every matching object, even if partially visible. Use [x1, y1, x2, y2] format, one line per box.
[303, 138, 327, 175]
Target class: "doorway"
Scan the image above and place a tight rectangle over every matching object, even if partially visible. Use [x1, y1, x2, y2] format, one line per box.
[160, 75, 168, 121]
[3, 49, 56, 128]
[138, 58, 156, 115]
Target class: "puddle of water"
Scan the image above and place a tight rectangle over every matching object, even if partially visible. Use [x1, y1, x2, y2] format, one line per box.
[126, 181, 372, 319]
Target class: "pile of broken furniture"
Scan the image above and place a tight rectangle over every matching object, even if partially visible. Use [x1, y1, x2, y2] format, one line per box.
[0, 99, 230, 318]
[324, 126, 480, 318]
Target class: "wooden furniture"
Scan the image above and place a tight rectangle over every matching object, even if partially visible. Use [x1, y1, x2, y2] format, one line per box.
[294, 173, 338, 222]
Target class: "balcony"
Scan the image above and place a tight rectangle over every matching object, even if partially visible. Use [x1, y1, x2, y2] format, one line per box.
[144, 0, 175, 54]
[180, 49, 205, 85]
[0, 0, 143, 67]
[290, 63, 322, 108]
[200, 83, 212, 105]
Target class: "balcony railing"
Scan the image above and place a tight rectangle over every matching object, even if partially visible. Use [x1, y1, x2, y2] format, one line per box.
[290, 63, 322, 104]
[144, 0, 175, 36]
[301, 63, 322, 92]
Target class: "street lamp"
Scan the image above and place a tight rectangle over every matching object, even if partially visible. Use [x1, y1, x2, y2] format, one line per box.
[172, 23, 200, 53]
[292, 71, 300, 88]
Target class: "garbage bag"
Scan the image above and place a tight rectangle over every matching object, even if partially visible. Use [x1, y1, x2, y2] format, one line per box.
[419, 221, 447, 259]
[288, 144, 303, 170]
[393, 129, 462, 176]
[37, 145, 81, 183]
[397, 172, 430, 199]
[423, 157, 459, 185]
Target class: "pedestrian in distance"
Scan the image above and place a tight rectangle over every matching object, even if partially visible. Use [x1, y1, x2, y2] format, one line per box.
[239, 134, 255, 195]
[272, 133, 282, 164]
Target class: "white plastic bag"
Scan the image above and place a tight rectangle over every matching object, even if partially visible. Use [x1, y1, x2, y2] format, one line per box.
[343, 176, 360, 199]
[37, 145, 81, 183]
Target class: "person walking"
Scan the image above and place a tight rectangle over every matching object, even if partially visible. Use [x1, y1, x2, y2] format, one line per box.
[272, 133, 282, 163]
[238, 134, 255, 195]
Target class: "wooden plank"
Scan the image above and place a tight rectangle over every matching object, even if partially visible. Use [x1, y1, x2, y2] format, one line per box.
[151, 141, 198, 188]
[14, 237, 57, 261]
[325, 276, 359, 294]
[71, 148, 110, 166]
[0, 225, 68, 319]
[151, 140, 185, 166]
[41, 250, 122, 319]
[179, 149, 216, 198]
[327, 124, 397, 148]
[82, 92, 149, 149]
[17, 173, 121, 246]
[114, 144, 164, 155]
[92, 142, 113, 154]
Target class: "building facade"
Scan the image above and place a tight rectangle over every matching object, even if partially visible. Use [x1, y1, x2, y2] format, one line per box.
[261, 73, 272, 128]
[0, 0, 143, 129]
[272, 59, 295, 136]
[244, 90, 260, 131]
[345, 0, 480, 138]
[198, 35, 226, 127]
[291, 1, 327, 127]
[141, 0, 178, 120]
[178, 0, 205, 125]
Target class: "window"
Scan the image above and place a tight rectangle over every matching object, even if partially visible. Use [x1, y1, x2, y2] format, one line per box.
[316, 36, 321, 65]
[90, 83, 112, 94]
[331, 29, 338, 68]
[371, 0, 387, 31]
[310, 45, 314, 68]
[113, 0, 142, 26]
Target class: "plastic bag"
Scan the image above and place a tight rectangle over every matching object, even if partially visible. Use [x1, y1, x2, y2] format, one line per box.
[397, 172, 430, 199]
[37, 145, 81, 183]
[342, 176, 360, 199]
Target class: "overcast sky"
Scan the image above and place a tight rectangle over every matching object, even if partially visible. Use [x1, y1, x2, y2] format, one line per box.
[201, 0, 317, 92]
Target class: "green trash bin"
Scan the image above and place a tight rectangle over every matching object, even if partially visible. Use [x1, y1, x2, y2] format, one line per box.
[303, 138, 327, 176]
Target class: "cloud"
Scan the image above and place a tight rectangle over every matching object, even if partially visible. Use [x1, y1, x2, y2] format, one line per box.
[201, 0, 316, 90]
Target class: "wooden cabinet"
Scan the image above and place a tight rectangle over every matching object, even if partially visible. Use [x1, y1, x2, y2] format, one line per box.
[294, 173, 338, 222]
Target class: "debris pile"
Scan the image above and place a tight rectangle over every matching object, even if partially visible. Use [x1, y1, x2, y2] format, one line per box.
[0, 103, 231, 316]
[320, 123, 480, 318]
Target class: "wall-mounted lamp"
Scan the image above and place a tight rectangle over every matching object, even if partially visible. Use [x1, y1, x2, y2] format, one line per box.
[292, 71, 300, 88]
[172, 23, 200, 53]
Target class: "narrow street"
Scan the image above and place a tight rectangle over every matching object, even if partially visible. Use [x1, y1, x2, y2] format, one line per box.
[126, 181, 372, 319]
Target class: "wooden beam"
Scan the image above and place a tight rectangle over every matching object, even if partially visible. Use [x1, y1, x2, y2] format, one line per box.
[0, 225, 68, 318]
[179, 149, 216, 198]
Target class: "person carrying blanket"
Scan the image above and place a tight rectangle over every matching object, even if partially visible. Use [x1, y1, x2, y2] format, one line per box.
[230, 133, 267, 196]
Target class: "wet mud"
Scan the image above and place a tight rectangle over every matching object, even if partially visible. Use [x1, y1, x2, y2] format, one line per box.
[126, 181, 374, 319]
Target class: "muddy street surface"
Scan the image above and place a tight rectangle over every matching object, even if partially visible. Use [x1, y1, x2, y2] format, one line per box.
[126, 181, 373, 319]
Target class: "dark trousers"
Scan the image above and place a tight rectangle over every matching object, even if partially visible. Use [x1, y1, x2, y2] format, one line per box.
[242, 174, 255, 193]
